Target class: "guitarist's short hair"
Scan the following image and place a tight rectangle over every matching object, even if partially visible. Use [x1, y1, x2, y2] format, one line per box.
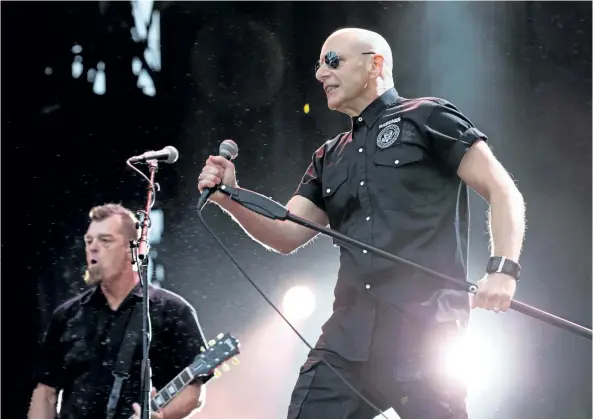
[88, 203, 140, 242]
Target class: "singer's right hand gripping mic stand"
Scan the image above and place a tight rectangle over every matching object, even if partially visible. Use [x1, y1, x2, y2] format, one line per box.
[215, 184, 592, 341]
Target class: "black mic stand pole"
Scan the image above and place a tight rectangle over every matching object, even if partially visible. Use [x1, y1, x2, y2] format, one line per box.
[216, 184, 593, 341]
[135, 159, 158, 419]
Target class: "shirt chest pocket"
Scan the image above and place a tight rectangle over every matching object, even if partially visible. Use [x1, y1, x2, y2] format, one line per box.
[372, 144, 436, 210]
[61, 325, 94, 370]
[321, 169, 351, 222]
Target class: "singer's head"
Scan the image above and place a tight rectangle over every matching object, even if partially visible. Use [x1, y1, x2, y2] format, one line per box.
[315, 28, 394, 117]
[83, 203, 139, 285]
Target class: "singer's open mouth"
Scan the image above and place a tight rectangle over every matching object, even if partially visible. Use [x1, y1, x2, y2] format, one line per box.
[90, 259, 98, 265]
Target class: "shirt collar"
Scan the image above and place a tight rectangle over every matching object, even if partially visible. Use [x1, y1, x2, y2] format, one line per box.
[81, 282, 143, 306]
[352, 87, 400, 129]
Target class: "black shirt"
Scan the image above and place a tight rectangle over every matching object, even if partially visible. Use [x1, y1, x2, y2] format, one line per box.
[295, 88, 487, 361]
[35, 284, 209, 418]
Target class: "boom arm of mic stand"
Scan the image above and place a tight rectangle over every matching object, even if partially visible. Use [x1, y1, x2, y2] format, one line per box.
[217, 184, 592, 341]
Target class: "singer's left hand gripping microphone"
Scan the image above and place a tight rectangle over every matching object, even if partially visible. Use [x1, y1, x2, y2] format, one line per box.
[197, 139, 239, 211]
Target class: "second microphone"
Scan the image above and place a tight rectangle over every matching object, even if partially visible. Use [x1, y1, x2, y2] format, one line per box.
[197, 139, 239, 211]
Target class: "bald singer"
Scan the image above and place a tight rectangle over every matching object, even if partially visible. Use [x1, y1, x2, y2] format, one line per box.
[197, 28, 526, 419]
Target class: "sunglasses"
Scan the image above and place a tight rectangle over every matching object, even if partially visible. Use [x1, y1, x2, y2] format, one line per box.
[314, 51, 375, 75]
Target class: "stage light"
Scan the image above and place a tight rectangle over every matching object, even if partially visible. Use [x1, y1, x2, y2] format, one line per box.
[92, 61, 106, 95]
[442, 326, 494, 394]
[282, 286, 315, 321]
[68, 2, 160, 96]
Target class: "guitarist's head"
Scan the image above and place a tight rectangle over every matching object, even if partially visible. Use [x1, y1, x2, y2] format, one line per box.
[83, 203, 139, 286]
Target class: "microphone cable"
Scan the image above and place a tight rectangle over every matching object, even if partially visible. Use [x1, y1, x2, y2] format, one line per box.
[196, 209, 389, 419]
[127, 146, 385, 417]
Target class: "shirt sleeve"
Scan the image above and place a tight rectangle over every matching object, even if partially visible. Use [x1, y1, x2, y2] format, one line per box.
[160, 302, 212, 387]
[35, 309, 65, 390]
[425, 101, 488, 175]
[293, 145, 326, 211]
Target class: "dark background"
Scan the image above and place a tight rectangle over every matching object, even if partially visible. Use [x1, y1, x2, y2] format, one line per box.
[2, 2, 591, 418]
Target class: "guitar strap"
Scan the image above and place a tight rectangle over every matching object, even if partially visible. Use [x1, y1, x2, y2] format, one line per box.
[106, 302, 143, 419]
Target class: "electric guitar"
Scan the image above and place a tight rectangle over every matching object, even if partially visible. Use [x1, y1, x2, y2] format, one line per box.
[129, 332, 240, 417]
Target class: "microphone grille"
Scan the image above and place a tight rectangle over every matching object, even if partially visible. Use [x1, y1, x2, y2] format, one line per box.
[219, 139, 239, 160]
[164, 146, 179, 164]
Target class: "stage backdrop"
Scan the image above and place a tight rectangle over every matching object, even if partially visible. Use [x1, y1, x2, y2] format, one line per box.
[2, 2, 591, 418]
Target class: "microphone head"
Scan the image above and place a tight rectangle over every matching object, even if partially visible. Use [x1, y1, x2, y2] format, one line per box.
[219, 139, 239, 160]
[164, 146, 179, 164]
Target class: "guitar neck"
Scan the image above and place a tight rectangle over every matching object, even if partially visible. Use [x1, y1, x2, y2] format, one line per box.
[151, 366, 196, 411]
[127, 366, 195, 417]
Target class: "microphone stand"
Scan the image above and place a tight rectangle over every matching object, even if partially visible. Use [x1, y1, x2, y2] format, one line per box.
[134, 159, 158, 419]
[216, 184, 593, 341]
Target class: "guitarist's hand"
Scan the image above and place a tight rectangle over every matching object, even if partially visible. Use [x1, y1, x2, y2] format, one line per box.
[131, 388, 164, 419]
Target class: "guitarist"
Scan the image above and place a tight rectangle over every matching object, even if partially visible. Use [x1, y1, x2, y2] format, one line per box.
[28, 204, 210, 419]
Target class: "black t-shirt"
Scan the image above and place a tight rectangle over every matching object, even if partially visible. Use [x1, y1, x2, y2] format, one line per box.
[294, 88, 487, 361]
[35, 284, 210, 418]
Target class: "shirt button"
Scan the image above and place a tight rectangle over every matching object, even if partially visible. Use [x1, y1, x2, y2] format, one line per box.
[366, 216, 370, 221]
[358, 147, 363, 153]
[360, 181, 365, 186]
[326, 188, 331, 193]
[362, 249, 368, 254]
[395, 160, 400, 165]
[365, 284, 371, 290]
[358, 117, 363, 122]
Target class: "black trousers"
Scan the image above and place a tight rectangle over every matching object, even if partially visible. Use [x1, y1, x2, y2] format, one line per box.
[286, 304, 468, 419]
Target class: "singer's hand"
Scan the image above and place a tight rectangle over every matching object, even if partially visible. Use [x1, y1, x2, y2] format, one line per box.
[471, 273, 517, 313]
[198, 155, 238, 203]
[131, 388, 163, 419]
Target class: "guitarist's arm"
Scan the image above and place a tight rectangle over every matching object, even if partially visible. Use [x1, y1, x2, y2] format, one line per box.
[135, 300, 211, 418]
[29, 310, 64, 419]
[161, 302, 210, 418]
[28, 384, 58, 419]
[161, 383, 203, 418]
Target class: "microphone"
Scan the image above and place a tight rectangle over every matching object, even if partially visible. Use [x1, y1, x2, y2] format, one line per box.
[197, 139, 239, 211]
[129, 146, 179, 164]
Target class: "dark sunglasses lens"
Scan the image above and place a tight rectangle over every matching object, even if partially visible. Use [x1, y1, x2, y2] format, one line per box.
[315, 52, 340, 74]
[325, 51, 340, 69]
[328, 56, 340, 69]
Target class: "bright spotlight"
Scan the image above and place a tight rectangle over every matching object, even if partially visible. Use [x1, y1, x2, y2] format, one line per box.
[441, 326, 494, 395]
[282, 286, 315, 321]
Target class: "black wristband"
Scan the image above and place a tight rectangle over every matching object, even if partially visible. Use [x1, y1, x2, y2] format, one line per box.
[486, 256, 521, 281]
